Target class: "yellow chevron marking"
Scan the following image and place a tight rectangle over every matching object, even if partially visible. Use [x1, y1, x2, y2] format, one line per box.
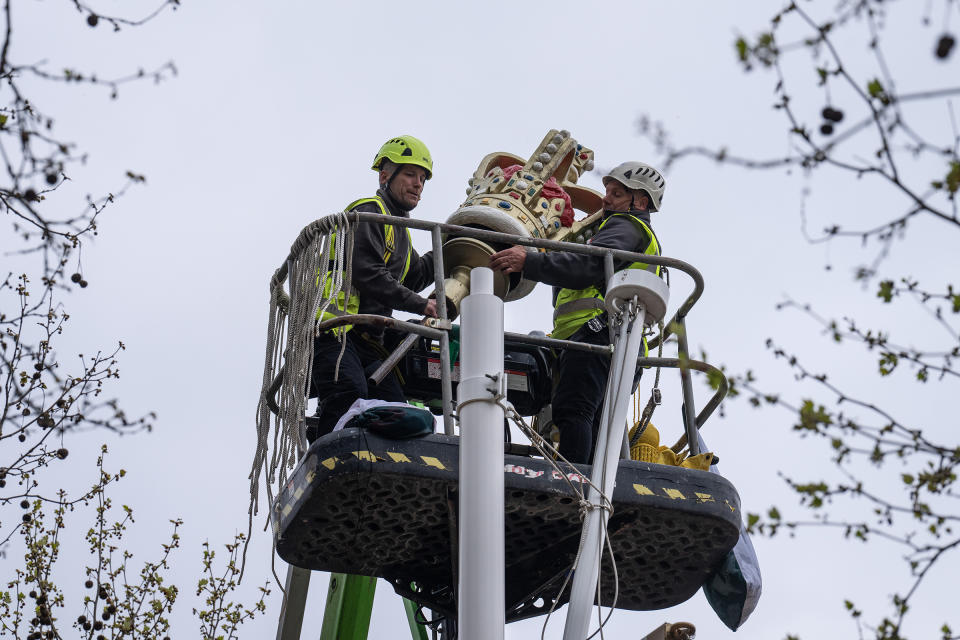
[321, 457, 338, 470]
[387, 452, 412, 463]
[633, 483, 655, 496]
[421, 456, 446, 470]
[695, 492, 714, 502]
[352, 450, 377, 462]
[663, 488, 686, 500]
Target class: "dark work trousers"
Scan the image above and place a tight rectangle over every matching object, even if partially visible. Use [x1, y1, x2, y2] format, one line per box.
[552, 319, 642, 464]
[308, 330, 405, 442]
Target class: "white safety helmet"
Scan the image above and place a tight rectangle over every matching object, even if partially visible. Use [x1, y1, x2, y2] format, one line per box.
[602, 161, 666, 212]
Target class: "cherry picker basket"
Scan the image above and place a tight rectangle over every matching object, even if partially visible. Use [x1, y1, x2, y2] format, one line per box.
[272, 427, 741, 622]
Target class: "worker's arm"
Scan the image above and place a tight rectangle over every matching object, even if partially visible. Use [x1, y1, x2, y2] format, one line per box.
[403, 250, 440, 317]
[513, 216, 649, 289]
[350, 219, 432, 315]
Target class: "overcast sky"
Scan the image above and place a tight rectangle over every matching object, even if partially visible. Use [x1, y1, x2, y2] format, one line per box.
[4, 0, 956, 638]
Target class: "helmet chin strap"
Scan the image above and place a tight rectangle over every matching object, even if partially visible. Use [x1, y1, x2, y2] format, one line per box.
[604, 181, 647, 214]
[381, 166, 412, 213]
[605, 195, 645, 215]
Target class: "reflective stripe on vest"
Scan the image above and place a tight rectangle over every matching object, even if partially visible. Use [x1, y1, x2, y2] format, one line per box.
[552, 297, 605, 323]
[316, 196, 413, 334]
[344, 197, 413, 281]
[551, 213, 661, 341]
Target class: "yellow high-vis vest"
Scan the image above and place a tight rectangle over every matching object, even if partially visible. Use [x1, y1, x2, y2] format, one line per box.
[551, 213, 661, 341]
[317, 197, 412, 334]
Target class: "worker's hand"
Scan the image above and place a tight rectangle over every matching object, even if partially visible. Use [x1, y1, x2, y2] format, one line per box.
[423, 298, 439, 318]
[489, 246, 526, 274]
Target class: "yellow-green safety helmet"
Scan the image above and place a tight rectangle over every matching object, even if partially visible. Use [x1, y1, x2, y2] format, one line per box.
[372, 135, 433, 180]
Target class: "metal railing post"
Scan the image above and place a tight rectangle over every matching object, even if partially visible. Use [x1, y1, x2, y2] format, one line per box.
[432, 225, 455, 435]
[564, 302, 648, 640]
[674, 315, 700, 456]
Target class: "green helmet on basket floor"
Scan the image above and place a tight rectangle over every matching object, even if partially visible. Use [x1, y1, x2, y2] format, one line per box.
[602, 161, 666, 212]
[372, 135, 433, 180]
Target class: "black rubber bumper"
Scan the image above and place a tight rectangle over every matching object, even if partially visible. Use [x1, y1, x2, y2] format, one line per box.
[273, 429, 741, 622]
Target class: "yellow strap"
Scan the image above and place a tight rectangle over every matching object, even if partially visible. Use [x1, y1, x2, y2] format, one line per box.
[600, 213, 661, 274]
[383, 225, 396, 263]
[400, 229, 412, 281]
[346, 196, 408, 271]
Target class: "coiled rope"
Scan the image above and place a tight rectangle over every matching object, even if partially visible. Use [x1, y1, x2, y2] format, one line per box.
[244, 211, 357, 575]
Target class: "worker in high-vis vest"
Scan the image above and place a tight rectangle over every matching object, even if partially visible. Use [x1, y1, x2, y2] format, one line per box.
[490, 161, 665, 464]
[308, 135, 439, 442]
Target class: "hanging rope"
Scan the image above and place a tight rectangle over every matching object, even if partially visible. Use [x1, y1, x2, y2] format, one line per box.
[491, 393, 620, 640]
[244, 212, 357, 575]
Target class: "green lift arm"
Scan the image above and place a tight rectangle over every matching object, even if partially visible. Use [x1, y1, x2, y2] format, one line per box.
[318, 573, 429, 640]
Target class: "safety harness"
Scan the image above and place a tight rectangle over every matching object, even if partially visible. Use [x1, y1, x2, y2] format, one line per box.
[551, 213, 661, 341]
[317, 196, 413, 334]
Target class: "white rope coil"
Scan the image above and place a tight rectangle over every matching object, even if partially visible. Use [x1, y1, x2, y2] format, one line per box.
[248, 212, 356, 534]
